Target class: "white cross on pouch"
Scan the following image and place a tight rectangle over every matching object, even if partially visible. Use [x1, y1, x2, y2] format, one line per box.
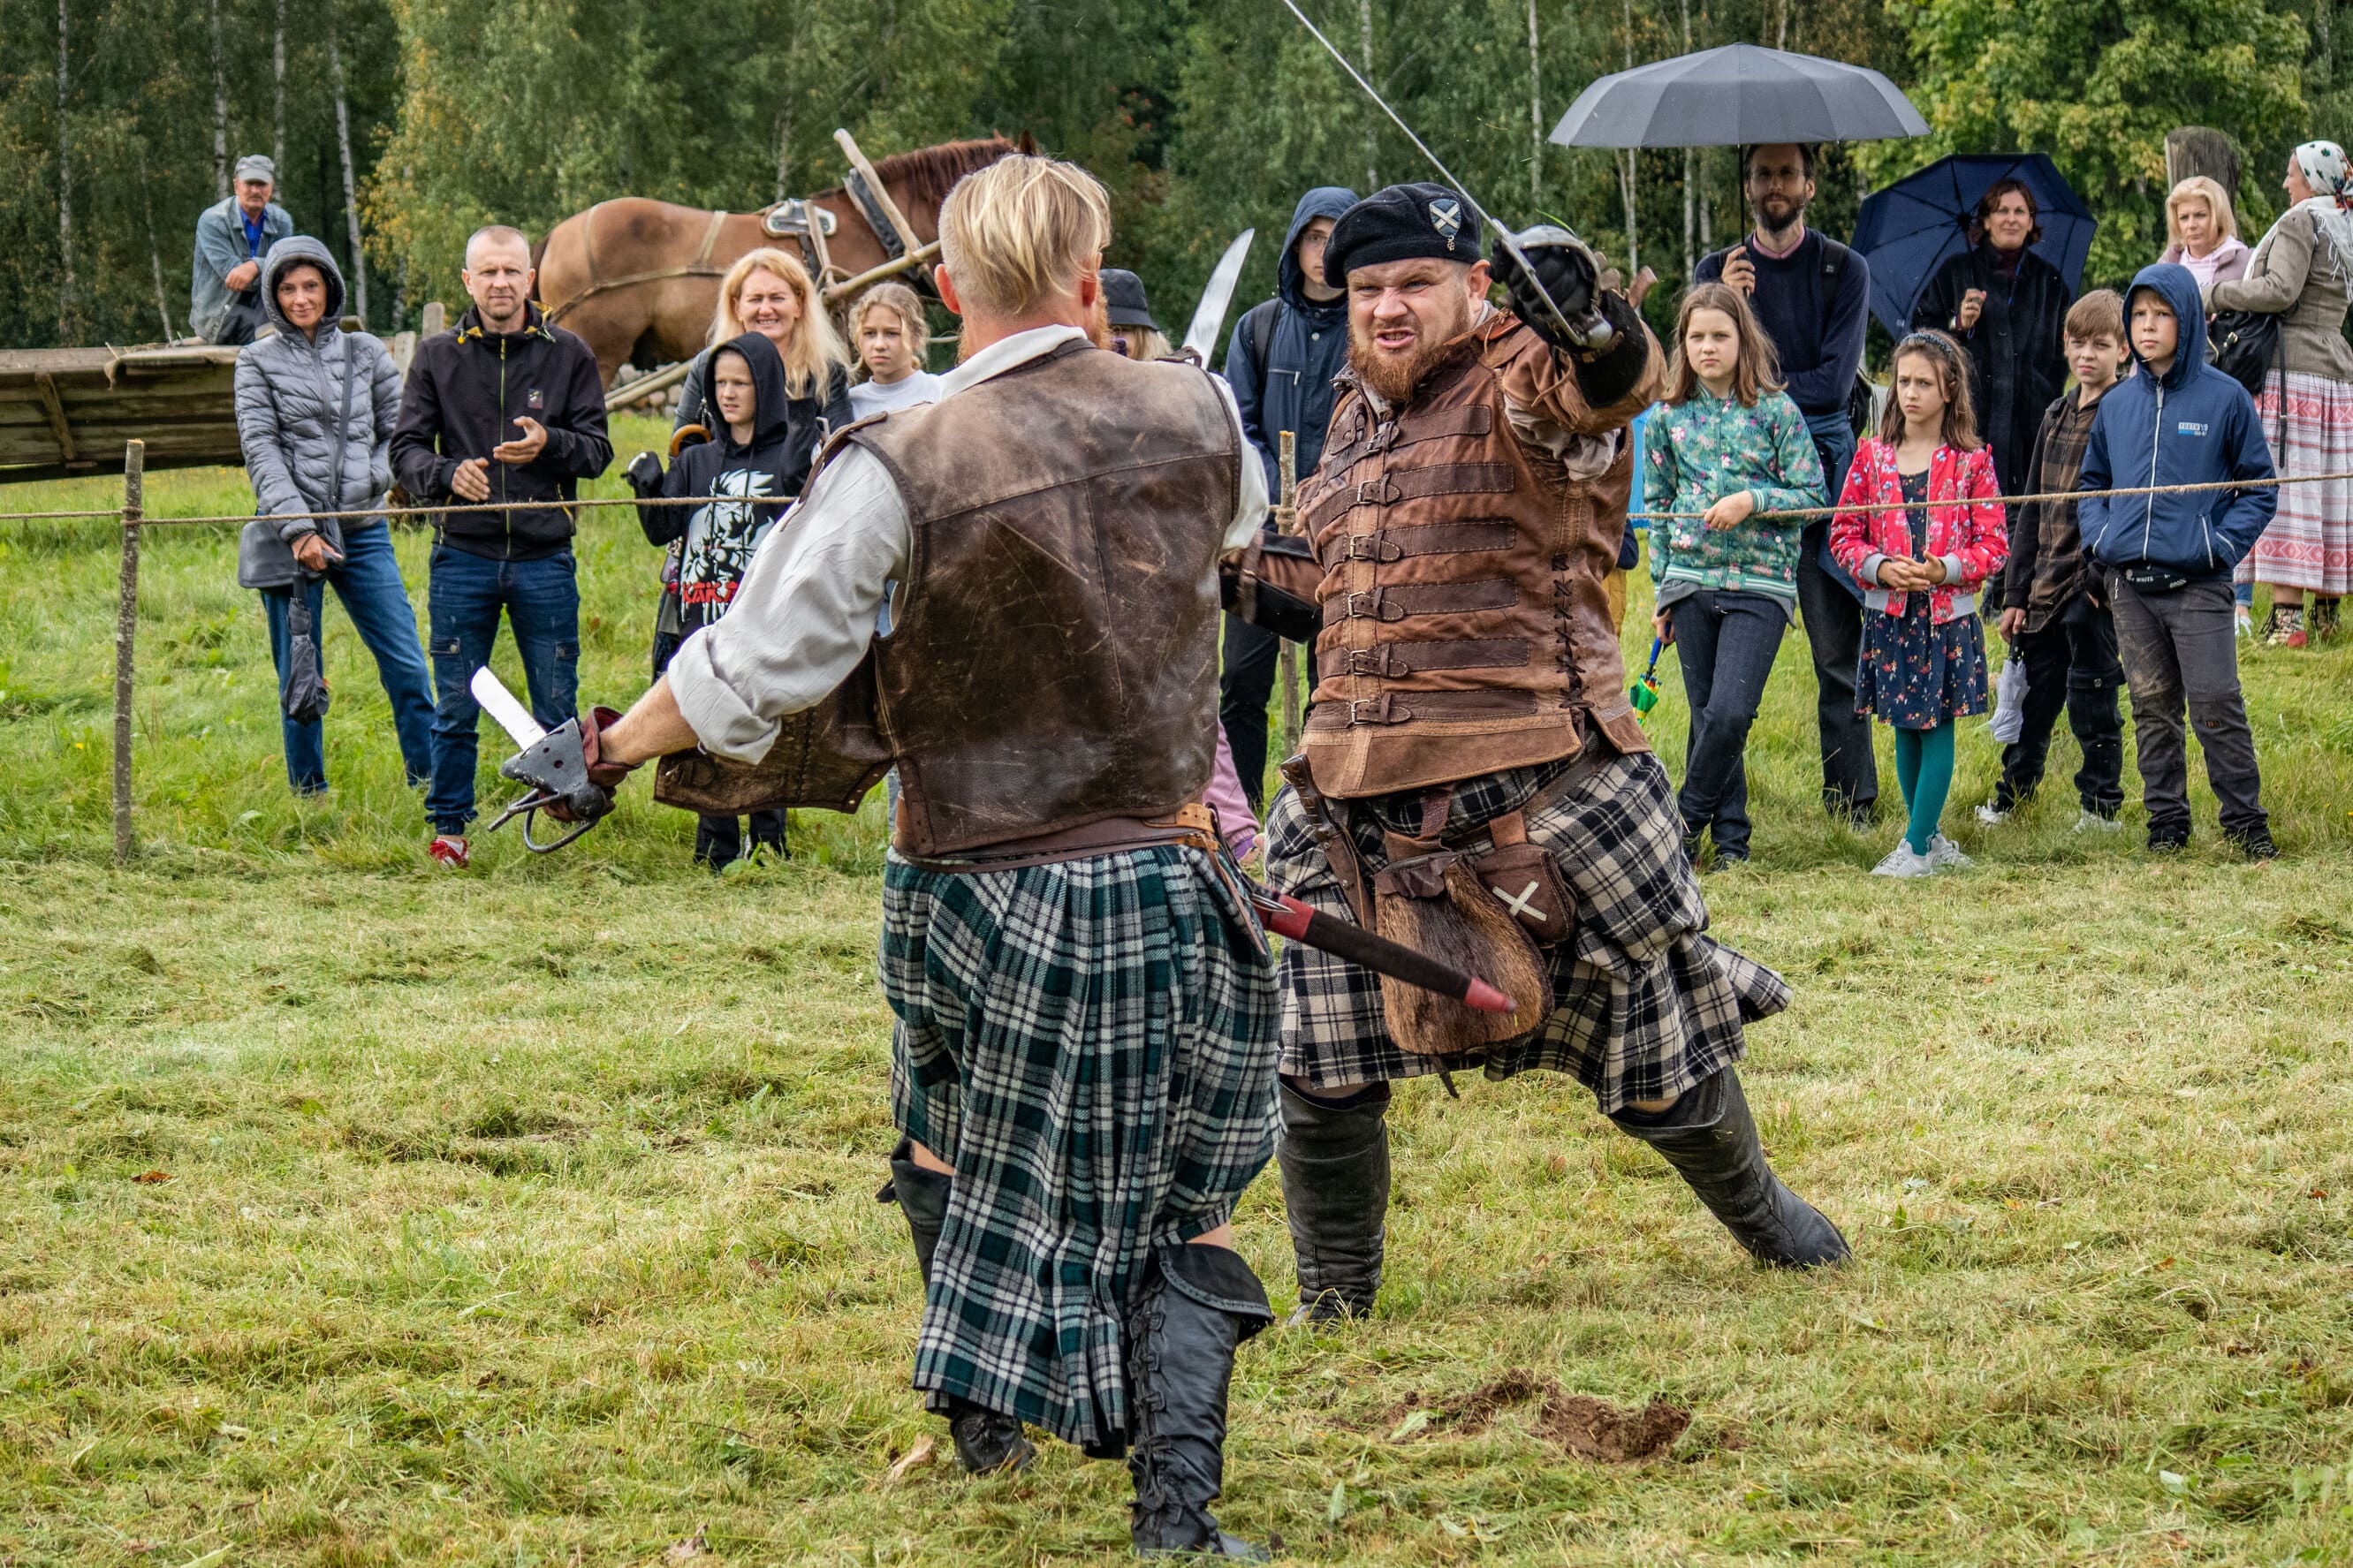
[1491, 880, 1543, 923]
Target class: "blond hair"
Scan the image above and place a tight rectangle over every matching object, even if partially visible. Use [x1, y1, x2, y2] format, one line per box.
[710, 247, 849, 399]
[937, 155, 1112, 319]
[851, 281, 930, 379]
[2165, 176, 2238, 251]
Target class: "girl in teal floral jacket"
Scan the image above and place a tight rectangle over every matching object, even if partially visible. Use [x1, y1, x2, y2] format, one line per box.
[1642, 282, 1826, 865]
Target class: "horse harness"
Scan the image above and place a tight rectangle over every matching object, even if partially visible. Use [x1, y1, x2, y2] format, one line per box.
[543, 185, 886, 327]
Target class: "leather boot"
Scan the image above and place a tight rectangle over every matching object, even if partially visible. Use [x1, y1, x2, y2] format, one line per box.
[1276, 1079, 1390, 1322]
[1127, 1245, 1274, 1560]
[877, 1140, 1036, 1474]
[1608, 1069, 1849, 1268]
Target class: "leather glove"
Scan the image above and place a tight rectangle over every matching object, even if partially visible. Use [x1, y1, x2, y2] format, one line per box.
[625, 451, 664, 496]
[1488, 225, 1605, 353]
[546, 706, 634, 822]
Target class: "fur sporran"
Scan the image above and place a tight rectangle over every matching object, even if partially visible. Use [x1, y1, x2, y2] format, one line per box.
[1370, 845, 1552, 1056]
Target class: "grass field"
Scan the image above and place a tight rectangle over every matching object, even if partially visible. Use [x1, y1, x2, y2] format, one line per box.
[5, 427, 2353, 1564]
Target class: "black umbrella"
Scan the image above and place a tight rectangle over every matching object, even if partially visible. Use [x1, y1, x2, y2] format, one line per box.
[1550, 43, 1927, 149]
[1850, 152, 2097, 338]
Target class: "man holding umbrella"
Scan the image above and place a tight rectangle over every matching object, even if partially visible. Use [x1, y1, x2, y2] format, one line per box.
[1696, 143, 1879, 825]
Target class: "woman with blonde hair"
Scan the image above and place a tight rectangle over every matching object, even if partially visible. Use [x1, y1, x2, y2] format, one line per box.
[672, 246, 853, 439]
[2159, 175, 2251, 290]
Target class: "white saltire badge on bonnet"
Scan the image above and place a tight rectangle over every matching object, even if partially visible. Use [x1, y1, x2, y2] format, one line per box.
[1429, 198, 1462, 252]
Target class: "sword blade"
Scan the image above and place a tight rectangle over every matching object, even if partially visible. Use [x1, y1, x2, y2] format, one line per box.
[1270, 0, 1580, 343]
[469, 667, 547, 751]
[1182, 228, 1256, 365]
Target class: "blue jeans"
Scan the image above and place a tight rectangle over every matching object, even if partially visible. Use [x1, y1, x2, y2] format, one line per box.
[261, 522, 435, 793]
[424, 543, 581, 834]
[1666, 589, 1789, 860]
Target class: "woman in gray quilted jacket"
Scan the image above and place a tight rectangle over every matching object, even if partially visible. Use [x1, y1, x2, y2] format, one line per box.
[234, 234, 435, 794]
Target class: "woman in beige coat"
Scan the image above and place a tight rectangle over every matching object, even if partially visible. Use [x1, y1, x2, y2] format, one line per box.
[2207, 140, 2353, 647]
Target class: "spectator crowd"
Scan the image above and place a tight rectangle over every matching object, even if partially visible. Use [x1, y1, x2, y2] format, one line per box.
[212, 133, 2353, 871]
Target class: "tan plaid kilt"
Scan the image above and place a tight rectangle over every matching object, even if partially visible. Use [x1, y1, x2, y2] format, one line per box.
[1264, 749, 1788, 1113]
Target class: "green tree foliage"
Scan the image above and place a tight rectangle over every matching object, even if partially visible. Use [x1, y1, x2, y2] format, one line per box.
[1878, 0, 2309, 289]
[0, 0, 2333, 355]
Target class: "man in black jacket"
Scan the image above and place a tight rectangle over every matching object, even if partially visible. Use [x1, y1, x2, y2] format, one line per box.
[391, 224, 611, 867]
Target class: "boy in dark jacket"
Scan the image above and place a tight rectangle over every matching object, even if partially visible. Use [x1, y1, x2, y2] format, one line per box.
[1981, 289, 2129, 829]
[391, 225, 611, 867]
[2077, 262, 2277, 858]
[626, 331, 801, 868]
[1217, 185, 1357, 810]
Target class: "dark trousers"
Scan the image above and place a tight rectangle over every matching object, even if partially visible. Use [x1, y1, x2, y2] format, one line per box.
[1795, 519, 1878, 819]
[2106, 574, 2267, 841]
[696, 811, 788, 868]
[1993, 595, 2123, 816]
[1666, 589, 1788, 860]
[260, 523, 436, 793]
[1217, 614, 1314, 813]
[424, 543, 581, 835]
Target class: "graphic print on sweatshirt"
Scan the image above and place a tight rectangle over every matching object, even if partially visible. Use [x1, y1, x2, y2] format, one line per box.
[679, 467, 783, 610]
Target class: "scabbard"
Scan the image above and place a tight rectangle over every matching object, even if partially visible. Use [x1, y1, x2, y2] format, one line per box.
[1248, 884, 1510, 1013]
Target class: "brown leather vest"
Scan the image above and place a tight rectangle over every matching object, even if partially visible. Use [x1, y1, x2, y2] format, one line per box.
[1294, 318, 1650, 799]
[847, 340, 1241, 856]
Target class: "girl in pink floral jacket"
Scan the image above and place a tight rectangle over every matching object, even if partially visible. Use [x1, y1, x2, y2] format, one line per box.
[1829, 330, 2009, 877]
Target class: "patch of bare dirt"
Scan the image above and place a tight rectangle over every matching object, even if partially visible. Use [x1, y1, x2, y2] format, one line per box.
[1366, 1367, 1691, 1462]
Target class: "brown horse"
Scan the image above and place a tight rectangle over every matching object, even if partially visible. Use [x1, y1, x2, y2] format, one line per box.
[535, 136, 1023, 384]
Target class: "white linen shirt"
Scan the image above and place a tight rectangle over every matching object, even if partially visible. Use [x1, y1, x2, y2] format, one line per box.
[667, 325, 1271, 762]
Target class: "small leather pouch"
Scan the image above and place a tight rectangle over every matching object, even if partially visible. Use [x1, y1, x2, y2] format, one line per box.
[1465, 809, 1575, 945]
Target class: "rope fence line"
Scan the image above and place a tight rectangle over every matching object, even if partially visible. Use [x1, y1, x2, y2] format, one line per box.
[3, 467, 2350, 533]
[33, 438, 2349, 867]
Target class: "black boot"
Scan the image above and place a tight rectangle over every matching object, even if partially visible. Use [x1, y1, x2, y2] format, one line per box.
[1127, 1246, 1274, 1560]
[877, 1140, 1036, 1474]
[1609, 1069, 1849, 1268]
[1276, 1079, 1390, 1322]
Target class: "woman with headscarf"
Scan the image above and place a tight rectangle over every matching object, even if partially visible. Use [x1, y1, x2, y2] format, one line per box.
[1912, 178, 2075, 617]
[2207, 140, 2353, 647]
[2159, 176, 2252, 291]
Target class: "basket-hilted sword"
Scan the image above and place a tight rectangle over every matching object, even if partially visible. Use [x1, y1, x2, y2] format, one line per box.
[472, 667, 616, 852]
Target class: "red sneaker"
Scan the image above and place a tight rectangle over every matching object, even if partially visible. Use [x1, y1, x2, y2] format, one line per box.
[427, 836, 469, 869]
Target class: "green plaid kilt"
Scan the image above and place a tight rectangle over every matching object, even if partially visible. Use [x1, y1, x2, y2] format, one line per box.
[880, 844, 1279, 1451]
[1264, 750, 1788, 1113]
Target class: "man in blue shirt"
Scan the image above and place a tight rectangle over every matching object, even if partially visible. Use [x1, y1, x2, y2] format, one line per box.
[191, 154, 292, 345]
[1695, 142, 1877, 825]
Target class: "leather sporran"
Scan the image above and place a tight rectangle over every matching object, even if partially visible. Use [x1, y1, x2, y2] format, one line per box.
[652, 654, 892, 815]
[1370, 824, 1554, 1056]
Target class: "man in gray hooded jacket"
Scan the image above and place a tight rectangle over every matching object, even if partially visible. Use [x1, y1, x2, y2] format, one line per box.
[232, 234, 435, 794]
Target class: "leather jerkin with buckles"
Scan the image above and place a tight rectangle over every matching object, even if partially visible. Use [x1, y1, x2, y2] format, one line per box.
[1293, 311, 1665, 800]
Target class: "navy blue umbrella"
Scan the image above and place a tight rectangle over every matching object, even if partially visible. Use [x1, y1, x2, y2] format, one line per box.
[1852, 153, 2096, 339]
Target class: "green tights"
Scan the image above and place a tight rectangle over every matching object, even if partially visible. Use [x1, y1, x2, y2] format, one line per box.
[1893, 721, 1955, 857]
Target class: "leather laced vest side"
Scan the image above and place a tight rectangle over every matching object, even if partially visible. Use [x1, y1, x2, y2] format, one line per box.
[1294, 321, 1650, 799]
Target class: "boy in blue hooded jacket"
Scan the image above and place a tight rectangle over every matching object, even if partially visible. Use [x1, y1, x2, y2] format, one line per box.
[2076, 262, 2277, 858]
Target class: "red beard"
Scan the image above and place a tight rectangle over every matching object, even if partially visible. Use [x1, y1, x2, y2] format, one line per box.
[1348, 298, 1472, 405]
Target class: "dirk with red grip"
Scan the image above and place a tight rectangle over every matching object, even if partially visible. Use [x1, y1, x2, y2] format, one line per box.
[1249, 887, 1514, 1013]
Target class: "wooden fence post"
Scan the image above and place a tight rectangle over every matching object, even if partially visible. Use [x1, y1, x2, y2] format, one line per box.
[1276, 430, 1302, 762]
[111, 438, 144, 866]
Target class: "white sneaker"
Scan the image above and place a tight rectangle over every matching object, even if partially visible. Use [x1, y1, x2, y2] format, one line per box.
[1926, 834, 1971, 867]
[1871, 843, 1935, 877]
[2072, 809, 2124, 833]
[2236, 605, 2254, 638]
[1975, 803, 2010, 826]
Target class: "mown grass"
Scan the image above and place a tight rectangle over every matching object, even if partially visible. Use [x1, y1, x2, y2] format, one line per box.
[4, 432, 2353, 1564]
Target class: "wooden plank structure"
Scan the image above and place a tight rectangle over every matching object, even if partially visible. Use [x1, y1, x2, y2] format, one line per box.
[0, 342, 244, 484]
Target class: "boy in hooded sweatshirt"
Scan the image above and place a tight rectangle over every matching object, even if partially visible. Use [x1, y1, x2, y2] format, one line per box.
[626, 330, 804, 868]
[2077, 262, 2278, 859]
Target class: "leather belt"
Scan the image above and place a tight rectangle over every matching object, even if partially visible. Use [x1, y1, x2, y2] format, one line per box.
[897, 804, 1224, 874]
